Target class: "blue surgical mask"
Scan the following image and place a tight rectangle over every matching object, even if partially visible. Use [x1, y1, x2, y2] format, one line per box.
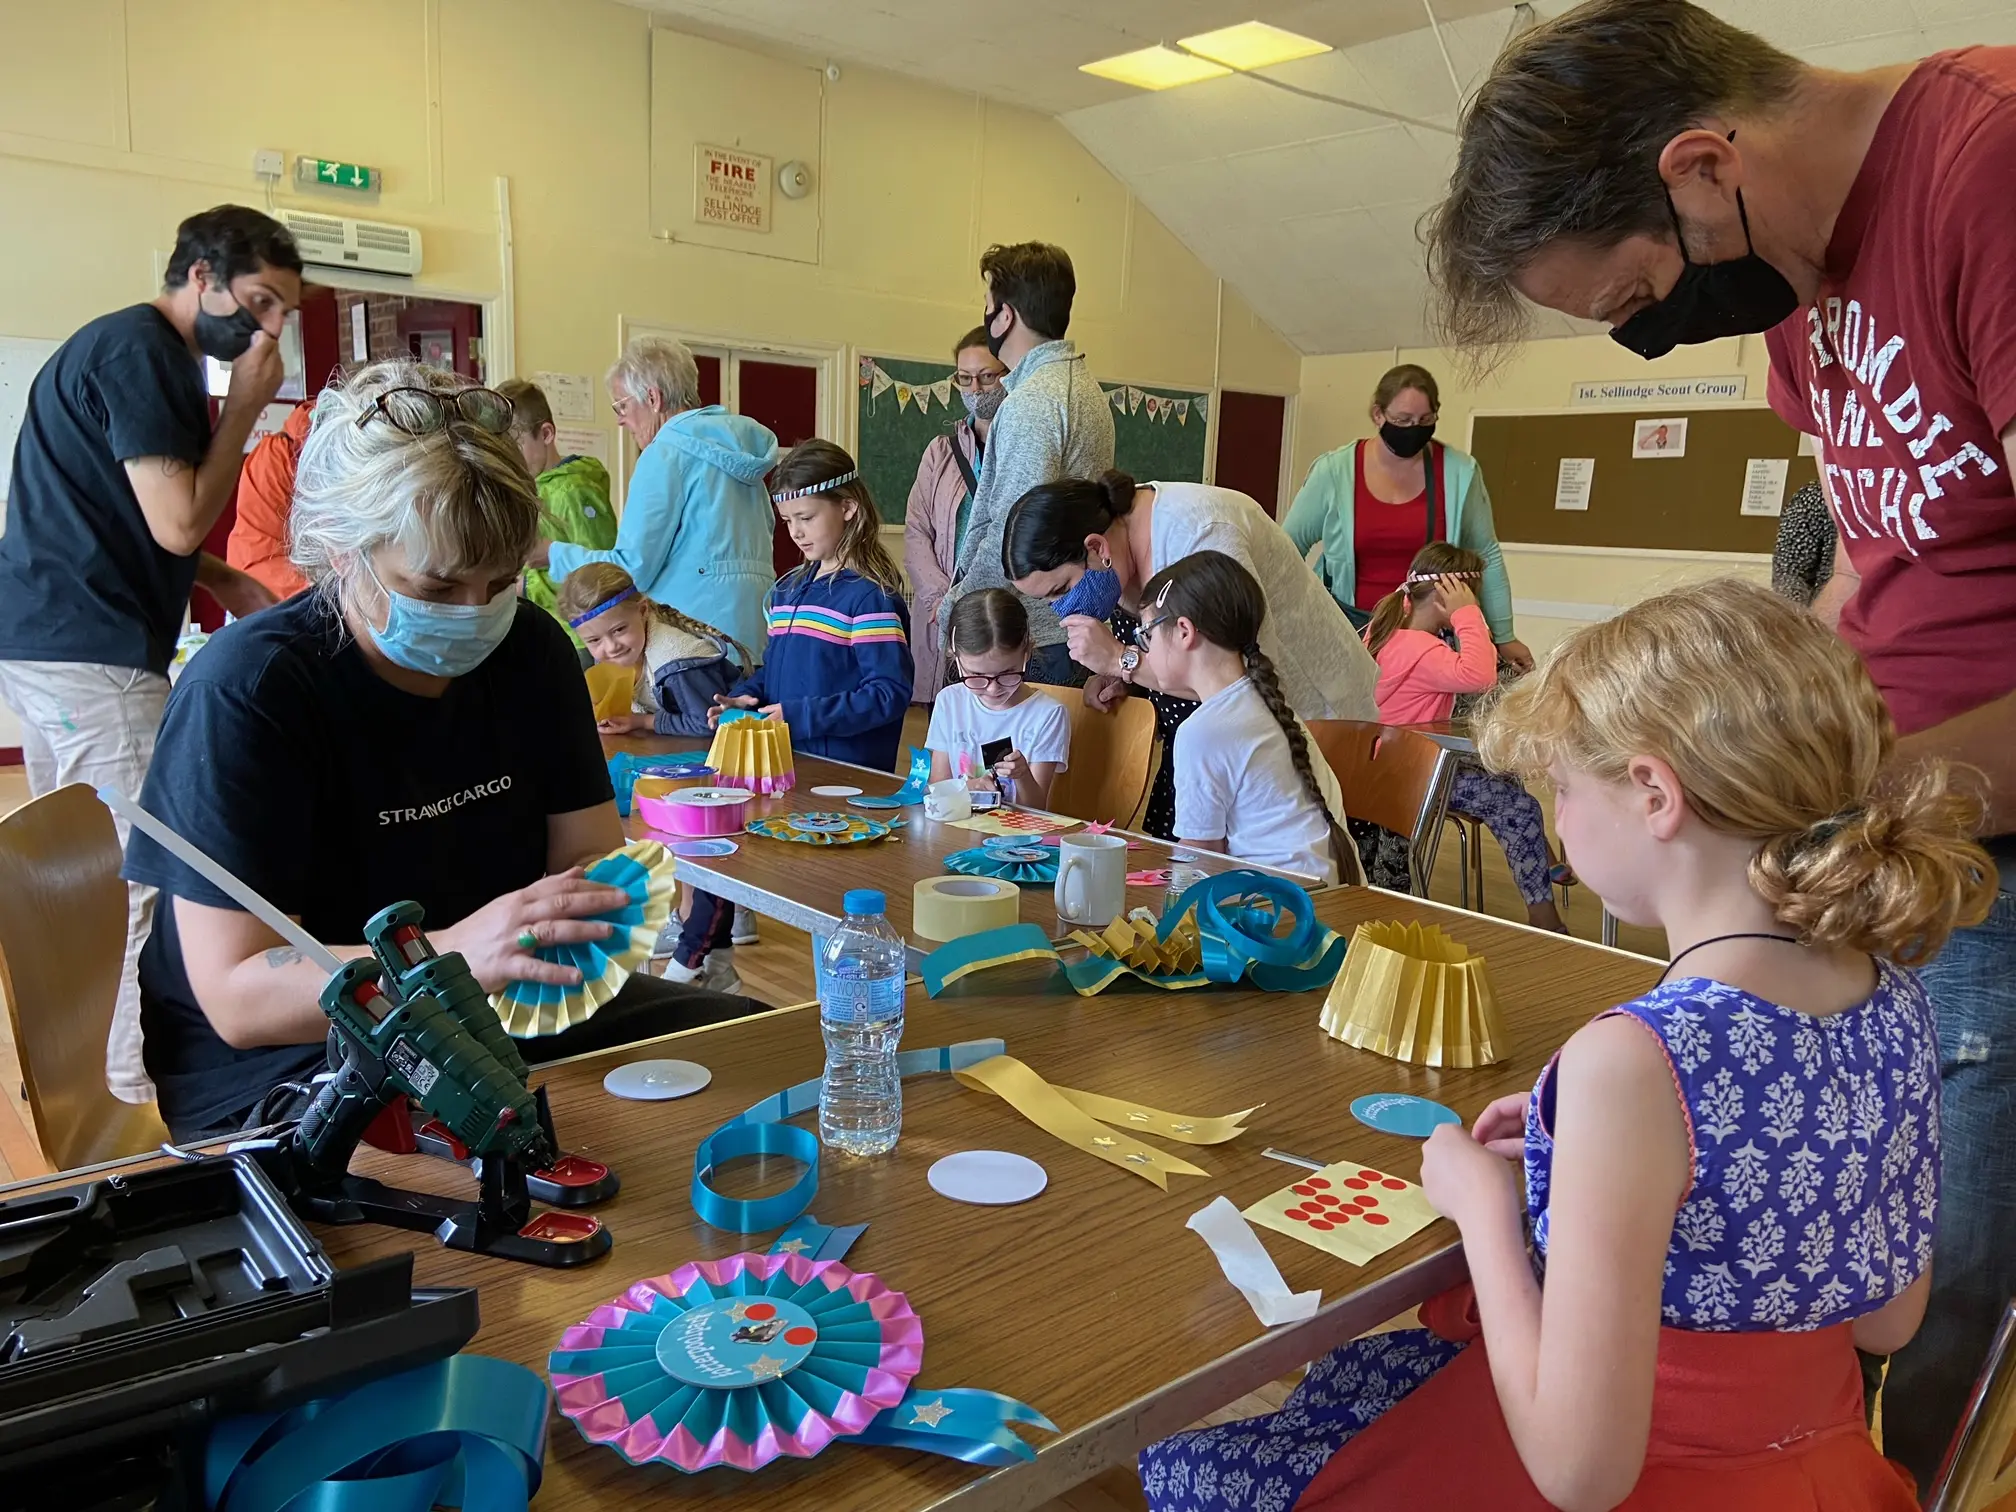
[363, 561, 516, 677]
[1054, 565, 1124, 621]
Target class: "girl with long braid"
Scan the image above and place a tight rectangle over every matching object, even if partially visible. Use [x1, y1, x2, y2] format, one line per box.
[557, 562, 752, 737]
[1135, 551, 1357, 886]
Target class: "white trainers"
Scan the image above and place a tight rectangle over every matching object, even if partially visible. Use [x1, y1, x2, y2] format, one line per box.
[731, 906, 760, 946]
[665, 949, 744, 997]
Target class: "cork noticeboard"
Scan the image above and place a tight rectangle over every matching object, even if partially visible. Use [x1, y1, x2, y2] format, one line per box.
[1470, 406, 1817, 553]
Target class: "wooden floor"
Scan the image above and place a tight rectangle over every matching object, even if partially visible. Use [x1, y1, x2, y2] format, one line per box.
[0, 726, 1653, 1510]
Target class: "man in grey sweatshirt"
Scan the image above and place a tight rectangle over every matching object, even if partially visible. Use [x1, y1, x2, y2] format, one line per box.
[941, 242, 1115, 686]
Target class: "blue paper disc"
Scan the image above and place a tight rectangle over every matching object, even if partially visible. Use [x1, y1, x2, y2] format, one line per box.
[788, 813, 851, 833]
[653, 1295, 819, 1387]
[670, 838, 739, 858]
[1349, 1093, 1462, 1138]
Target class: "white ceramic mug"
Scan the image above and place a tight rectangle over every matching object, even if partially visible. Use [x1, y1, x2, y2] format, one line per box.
[1055, 832, 1128, 928]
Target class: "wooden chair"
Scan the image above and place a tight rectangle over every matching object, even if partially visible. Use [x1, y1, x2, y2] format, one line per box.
[0, 784, 167, 1171]
[1926, 1298, 2016, 1511]
[1028, 682, 1157, 828]
[1306, 721, 1456, 896]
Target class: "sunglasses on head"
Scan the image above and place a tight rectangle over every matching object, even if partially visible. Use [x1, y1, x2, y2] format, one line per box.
[355, 385, 515, 437]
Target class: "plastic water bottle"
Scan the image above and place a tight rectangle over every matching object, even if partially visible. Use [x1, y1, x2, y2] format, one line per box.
[817, 889, 907, 1155]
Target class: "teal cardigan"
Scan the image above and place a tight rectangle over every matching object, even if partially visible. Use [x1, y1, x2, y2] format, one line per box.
[1282, 438, 1517, 644]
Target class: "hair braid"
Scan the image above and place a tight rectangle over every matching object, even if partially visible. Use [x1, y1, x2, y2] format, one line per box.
[1243, 645, 1353, 883]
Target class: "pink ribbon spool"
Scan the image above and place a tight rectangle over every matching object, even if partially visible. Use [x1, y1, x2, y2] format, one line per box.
[636, 786, 751, 838]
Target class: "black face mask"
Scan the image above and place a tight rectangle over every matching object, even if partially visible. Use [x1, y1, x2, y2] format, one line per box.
[193, 287, 264, 362]
[1379, 421, 1435, 459]
[982, 302, 1011, 360]
[1610, 188, 1799, 360]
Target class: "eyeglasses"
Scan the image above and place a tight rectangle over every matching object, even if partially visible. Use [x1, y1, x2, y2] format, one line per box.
[958, 667, 1025, 693]
[951, 371, 1004, 392]
[356, 386, 514, 436]
[1383, 411, 1439, 427]
[1133, 615, 1171, 648]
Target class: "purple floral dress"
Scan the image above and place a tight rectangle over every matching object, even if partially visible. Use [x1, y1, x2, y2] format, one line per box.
[1141, 963, 1941, 1511]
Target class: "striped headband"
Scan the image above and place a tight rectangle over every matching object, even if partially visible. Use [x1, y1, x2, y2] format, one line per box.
[772, 469, 859, 503]
[1405, 570, 1481, 585]
[568, 586, 638, 627]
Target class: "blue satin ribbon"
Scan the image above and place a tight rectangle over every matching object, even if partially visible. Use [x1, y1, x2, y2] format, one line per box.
[772, 1214, 866, 1262]
[923, 870, 1343, 997]
[849, 746, 933, 809]
[608, 749, 709, 817]
[204, 1355, 548, 1512]
[849, 1386, 1058, 1466]
[691, 1039, 1008, 1233]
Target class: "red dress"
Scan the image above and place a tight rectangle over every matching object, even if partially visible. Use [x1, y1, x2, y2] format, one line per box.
[1351, 441, 1443, 609]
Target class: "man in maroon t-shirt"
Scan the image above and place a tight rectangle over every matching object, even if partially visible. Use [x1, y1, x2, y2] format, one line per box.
[1420, 0, 2016, 1483]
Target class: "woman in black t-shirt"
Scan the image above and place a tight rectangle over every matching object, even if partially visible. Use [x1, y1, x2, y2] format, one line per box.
[124, 360, 757, 1140]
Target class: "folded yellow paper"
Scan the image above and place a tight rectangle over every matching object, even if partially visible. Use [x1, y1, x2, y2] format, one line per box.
[953, 1054, 1227, 1188]
[1068, 909, 1202, 976]
[1319, 920, 1508, 1068]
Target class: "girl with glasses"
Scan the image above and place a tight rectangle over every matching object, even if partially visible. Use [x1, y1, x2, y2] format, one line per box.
[925, 589, 1071, 810]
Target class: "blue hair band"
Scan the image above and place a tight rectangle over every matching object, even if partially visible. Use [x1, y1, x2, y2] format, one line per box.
[568, 586, 638, 627]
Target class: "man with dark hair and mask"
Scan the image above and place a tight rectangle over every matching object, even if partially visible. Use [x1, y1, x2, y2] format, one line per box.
[0, 203, 301, 1107]
[1425, 0, 2016, 1483]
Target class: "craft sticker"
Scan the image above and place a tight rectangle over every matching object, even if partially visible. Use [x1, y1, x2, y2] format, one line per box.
[1244, 1161, 1441, 1265]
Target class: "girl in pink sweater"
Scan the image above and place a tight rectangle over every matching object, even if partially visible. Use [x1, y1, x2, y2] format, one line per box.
[1368, 543, 1566, 931]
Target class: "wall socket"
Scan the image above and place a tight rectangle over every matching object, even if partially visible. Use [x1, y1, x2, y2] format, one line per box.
[252, 148, 284, 179]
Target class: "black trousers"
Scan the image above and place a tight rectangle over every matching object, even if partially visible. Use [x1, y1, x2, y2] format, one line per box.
[195, 974, 763, 1142]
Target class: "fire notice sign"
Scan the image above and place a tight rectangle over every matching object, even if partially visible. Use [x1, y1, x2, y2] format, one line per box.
[696, 145, 772, 233]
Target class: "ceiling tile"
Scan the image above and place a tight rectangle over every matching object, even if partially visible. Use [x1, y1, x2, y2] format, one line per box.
[1909, 0, 2016, 22]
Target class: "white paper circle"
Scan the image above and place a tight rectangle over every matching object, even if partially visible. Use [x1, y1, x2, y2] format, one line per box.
[927, 1150, 1048, 1206]
[603, 1059, 713, 1101]
[811, 784, 864, 797]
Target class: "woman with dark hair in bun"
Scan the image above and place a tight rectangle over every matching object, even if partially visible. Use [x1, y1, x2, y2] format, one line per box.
[1004, 470, 1377, 838]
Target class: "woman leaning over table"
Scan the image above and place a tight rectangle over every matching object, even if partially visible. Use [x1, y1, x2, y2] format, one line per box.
[122, 361, 760, 1142]
[1284, 363, 1533, 673]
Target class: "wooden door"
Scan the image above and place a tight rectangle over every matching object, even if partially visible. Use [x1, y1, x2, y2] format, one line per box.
[1215, 391, 1289, 516]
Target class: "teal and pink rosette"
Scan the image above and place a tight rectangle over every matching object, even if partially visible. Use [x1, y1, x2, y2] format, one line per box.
[549, 1251, 923, 1472]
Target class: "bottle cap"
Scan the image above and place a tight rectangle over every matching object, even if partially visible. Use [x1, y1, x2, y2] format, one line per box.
[844, 889, 885, 915]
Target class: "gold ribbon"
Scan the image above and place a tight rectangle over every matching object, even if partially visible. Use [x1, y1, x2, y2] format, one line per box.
[952, 1055, 1259, 1188]
[1068, 911, 1202, 976]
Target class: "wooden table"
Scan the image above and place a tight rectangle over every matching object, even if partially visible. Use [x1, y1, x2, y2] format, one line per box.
[312, 884, 1658, 1511]
[608, 733, 1274, 950]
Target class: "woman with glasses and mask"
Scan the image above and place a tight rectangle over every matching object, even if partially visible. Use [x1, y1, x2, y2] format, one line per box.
[905, 328, 1009, 701]
[1284, 364, 1532, 674]
[122, 362, 760, 1142]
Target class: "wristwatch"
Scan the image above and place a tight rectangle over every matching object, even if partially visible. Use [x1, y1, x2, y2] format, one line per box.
[1116, 647, 1141, 682]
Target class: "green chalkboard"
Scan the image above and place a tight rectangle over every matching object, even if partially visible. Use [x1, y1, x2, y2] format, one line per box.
[856, 354, 963, 525]
[1103, 381, 1210, 486]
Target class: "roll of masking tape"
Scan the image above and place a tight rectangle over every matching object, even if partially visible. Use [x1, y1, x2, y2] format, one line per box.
[637, 786, 751, 838]
[913, 875, 1021, 943]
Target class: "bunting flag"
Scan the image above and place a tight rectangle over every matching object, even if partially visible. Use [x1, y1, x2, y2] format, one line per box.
[894, 382, 913, 410]
[1194, 394, 1209, 422]
[932, 378, 953, 407]
[1145, 395, 1161, 420]
[1176, 399, 1190, 425]
[1127, 386, 1144, 414]
[872, 368, 893, 396]
[857, 356, 876, 388]
[1108, 387, 1126, 414]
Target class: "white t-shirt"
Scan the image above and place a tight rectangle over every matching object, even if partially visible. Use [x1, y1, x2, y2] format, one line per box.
[1147, 481, 1379, 722]
[1174, 677, 1346, 885]
[925, 683, 1072, 775]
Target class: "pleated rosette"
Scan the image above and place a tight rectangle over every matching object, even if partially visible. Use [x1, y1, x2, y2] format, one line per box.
[549, 1251, 924, 1472]
[491, 839, 676, 1037]
[745, 811, 898, 846]
[944, 842, 1058, 886]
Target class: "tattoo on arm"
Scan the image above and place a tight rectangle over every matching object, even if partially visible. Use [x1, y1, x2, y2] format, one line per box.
[263, 946, 304, 969]
[160, 456, 190, 478]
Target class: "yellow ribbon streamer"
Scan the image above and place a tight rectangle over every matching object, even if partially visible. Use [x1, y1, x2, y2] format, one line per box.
[1068, 911, 1202, 976]
[1049, 1086, 1261, 1147]
[954, 1055, 1258, 1187]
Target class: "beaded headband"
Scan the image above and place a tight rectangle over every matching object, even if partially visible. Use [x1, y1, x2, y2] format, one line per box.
[1405, 570, 1482, 586]
[772, 469, 859, 503]
[568, 586, 638, 627]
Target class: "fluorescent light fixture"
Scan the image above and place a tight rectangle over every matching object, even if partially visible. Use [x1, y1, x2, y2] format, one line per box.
[1079, 44, 1231, 91]
[1179, 21, 1333, 71]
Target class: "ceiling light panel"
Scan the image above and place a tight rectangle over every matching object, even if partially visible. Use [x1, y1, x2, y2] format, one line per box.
[1177, 21, 1333, 70]
[1080, 44, 1231, 90]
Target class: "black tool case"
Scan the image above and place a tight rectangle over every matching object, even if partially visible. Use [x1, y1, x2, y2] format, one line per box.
[0, 1152, 479, 1510]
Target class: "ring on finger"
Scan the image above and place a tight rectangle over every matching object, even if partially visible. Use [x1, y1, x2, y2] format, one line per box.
[517, 927, 541, 950]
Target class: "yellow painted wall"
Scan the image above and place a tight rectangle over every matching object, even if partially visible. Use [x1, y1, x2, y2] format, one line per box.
[1294, 332, 1782, 657]
[0, 0, 1299, 411]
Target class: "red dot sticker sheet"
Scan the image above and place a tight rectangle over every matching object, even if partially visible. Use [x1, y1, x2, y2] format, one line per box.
[1241, 1160, 1441, 1265]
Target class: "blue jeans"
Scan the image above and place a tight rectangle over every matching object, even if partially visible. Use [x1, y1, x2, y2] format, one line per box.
[1882, 890, 2016, 1485]
[1028, 642, 1089, 688]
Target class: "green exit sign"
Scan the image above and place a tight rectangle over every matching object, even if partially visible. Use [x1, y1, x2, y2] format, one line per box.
[296, 156, 377, 192]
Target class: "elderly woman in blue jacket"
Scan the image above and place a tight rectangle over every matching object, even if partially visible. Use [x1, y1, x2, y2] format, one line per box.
[533, 336, 778, 661]
[1284, 363, 1532, 674]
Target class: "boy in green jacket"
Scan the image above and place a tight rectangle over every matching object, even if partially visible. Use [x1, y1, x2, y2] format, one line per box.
[499, 377, 617, 648]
